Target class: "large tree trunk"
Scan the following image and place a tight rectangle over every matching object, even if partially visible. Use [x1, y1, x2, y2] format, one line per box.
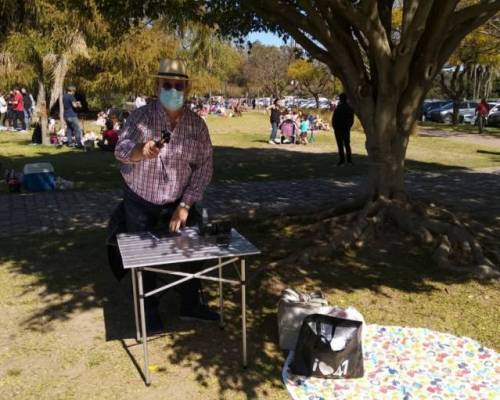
[365, 130, 409, 201]
[452, 101, 460, 125]
[314, 94, 320, 109]
[362, 98, 411, 201]
[439, 66, 467, 125]
[59, 94, 65, 131]
[36, 80, 50, 146]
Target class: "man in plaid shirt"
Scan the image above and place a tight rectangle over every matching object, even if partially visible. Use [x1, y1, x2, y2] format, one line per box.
[114, 59, 218, 332]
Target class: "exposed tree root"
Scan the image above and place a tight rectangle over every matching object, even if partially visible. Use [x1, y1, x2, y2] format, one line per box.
[280, 197, 500, 280]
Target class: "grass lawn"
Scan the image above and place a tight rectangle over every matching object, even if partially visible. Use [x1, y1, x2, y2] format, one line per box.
[0, 112, 499, 191]
[0, 212, 498, 399]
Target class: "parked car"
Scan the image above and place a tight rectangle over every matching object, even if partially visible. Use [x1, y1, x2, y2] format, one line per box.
[318, 99, 331, 109]
[255, 97, 272, 107]
[428, 101, 478, 123]
[487, 104, 500, 127]
[462, 102, 499, 125]
[421, 100, 452, 121]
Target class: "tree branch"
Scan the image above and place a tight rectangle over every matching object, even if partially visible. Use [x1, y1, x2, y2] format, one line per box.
[249, 1, 364, 101]
[394, 1, 435, 84]
[452, 0, 500, 28]
[377, 0, 395, 46]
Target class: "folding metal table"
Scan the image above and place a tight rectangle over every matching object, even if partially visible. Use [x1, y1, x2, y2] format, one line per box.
[117, 227, 260, 385]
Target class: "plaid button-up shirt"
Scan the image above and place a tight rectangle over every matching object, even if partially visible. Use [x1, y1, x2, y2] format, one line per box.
[115, 100, 213, 205]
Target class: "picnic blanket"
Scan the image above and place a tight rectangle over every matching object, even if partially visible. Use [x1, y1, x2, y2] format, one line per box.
[283, 324, 500, 400]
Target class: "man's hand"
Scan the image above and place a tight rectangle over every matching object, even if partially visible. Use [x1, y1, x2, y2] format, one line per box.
[142, 140, 161, 159]
[169, 206, 189, 233]
[129, 141, 161, 161]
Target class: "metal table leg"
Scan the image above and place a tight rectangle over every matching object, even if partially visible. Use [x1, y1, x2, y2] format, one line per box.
[137, 268, 151, 385]
[131, 268, 141, 342]
[241, 258, 247, 368]
[218, 257, 225, 329]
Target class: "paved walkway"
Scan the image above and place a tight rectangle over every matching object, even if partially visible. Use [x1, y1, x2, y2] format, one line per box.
[417, 127, 500, 147]
[0, 167, 499, 238]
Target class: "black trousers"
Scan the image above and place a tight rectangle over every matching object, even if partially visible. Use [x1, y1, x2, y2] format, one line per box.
[13, 110, 25, 130]
[334, 127, 352, 163]
[123, 186, 203, 313]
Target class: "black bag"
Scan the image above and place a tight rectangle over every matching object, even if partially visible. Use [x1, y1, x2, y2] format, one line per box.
[290, 314, 364, 379]
[106, 201, 128, 281]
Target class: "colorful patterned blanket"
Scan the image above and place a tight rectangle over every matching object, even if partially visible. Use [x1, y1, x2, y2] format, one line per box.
[283, 324, 500, 399]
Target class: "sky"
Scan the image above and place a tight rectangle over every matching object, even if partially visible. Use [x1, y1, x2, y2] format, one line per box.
[246, 31, 286, 46]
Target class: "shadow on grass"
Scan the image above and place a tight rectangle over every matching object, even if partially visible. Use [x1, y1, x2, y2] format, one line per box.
[0, 141, 486, 193]
[477, 149, 500, 156]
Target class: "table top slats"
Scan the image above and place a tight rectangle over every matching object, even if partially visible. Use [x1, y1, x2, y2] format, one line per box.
[117, 228, 260, 269]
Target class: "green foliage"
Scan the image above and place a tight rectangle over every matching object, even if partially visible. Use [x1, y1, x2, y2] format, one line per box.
[73, 22, 179, 107]
[288, 59, 339, 100]
[182, 24, 244, 96]
[244, 42, 292, 98]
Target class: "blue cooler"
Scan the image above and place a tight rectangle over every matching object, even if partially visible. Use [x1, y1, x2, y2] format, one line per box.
[23, 162, 56, 192]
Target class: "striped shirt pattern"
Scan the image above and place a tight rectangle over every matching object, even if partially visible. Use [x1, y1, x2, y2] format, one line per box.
[115, 100, 213, 205]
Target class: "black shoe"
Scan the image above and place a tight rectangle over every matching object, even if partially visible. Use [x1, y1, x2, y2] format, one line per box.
[337, 161, 345, 167]
[179, 304, 220, 322]
[145, 308, 165, 336]
[347, 160, 353, 165]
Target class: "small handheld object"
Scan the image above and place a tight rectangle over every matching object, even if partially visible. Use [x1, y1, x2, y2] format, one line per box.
[155, 129, 171, 148]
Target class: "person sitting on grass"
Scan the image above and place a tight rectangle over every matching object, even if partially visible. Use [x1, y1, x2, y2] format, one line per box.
[109, 111, 122, 131]
[98, 119, 119, 151]
[316, 115, 329, 131]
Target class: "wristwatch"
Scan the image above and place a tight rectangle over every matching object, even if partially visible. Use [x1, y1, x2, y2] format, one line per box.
[179, 202, 191, 210]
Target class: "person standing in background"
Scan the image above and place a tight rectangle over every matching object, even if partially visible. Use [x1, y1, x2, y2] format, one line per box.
[476, 98, 490, 134]
[0, 92, 7, 129]
[21, 88, 32, 131]
[267, 99, 282, 145]
[6, 91, 15, 129]
[12, 88, 26, 132]
[63, 85, 83, 147]
[332, 93, 354, 166]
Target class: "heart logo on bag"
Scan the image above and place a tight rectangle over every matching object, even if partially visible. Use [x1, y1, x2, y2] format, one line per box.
[318, 361, 334, 375]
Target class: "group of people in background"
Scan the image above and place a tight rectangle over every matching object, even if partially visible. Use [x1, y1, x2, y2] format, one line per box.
[4, 83, 355, 166]
[267, 93, 354, 166]
[267, 99, 331, 146]
[192, 97, 246, 119]
[134, 94, 246, 120]
[31, 85, 123, 152]
[0, 88, 35, 132]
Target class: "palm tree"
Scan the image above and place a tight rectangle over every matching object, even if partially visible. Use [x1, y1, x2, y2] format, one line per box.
[2, 30, 88, 144]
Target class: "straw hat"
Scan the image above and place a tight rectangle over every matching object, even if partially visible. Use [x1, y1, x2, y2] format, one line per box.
[152, 58, 190, 80]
